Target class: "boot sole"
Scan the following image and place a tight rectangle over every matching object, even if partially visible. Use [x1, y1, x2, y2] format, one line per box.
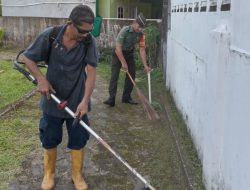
[71, 179, 88, 190]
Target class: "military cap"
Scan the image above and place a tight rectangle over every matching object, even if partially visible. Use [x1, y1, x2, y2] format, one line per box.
[136, 13, 146, 27]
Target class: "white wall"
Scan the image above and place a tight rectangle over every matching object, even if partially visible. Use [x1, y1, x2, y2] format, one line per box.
[1, 0, 96, 18]
[165, 0, 250, 189]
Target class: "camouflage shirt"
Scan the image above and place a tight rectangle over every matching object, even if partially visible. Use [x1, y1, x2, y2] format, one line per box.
[116, 26, 145, 51]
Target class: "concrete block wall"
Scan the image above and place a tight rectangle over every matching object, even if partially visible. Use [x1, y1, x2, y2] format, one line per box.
[0, 17, 161, 49]
[164, 0, 250, 189]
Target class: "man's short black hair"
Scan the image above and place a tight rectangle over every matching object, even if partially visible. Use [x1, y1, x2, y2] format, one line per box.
[69, 5, 95, 25]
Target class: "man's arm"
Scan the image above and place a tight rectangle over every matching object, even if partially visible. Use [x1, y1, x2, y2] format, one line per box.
[115, 42, 128, 71]
[75, 64, 96, 117]
[24, 56, 55, 99]
[138, 34, 151, 73]
[139, 46, 151, 73]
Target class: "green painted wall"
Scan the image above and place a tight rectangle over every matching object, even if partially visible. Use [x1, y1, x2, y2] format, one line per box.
[109, 0, 151, 18]
[151, 1, 163, 18]
[98, 0, 161, 19]
[135, 3, 151, 18]
[98, 0, 111, 18]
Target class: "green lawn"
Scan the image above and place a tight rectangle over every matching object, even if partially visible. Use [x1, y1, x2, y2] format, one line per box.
[0, 60, 38, 189]
[0, 60, 35, 111]
[0, 100, 41, 189]
[97, 60, 126, 86]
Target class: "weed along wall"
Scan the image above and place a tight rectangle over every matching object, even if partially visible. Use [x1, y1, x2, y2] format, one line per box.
[164, 0, 250, 189]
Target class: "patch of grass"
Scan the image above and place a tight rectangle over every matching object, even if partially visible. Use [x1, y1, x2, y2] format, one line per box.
[135, 68, 204, 189]
[0, 44, 16, 52]
[97, 61, 125, 88]
[0, 60, 34, 111]
[0, 28, 4, 41]
[0, 59, 39, 189]
[163, 90, 204, 190]
[96, 61, 111, 81]
[98, 62, 204, 189]
[0, 95, 41, 189]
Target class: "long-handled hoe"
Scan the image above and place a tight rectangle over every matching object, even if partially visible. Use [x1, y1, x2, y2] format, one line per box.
[13, 51, 156, 190]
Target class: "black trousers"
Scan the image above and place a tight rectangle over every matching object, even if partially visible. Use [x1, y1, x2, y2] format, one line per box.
[108, 50, 135, 101]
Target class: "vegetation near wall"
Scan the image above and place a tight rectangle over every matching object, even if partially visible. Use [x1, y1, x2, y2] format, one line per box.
[0, 28, 5, 46]
[144, 24, 161, 67]
[134, 24, 161, 69]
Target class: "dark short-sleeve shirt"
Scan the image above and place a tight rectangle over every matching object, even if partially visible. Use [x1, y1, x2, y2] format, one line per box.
[24, 25, 99, 118]
[116, 25, 143, 51]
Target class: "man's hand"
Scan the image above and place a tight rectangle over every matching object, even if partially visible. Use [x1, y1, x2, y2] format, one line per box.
[37, 78, 55, 99]
[23, 56, 55, 99]
[75, 100, 88, 118]
[115, 43, 128, 72]
[144, 65, 151, 73]
[121, 62, 128, 72]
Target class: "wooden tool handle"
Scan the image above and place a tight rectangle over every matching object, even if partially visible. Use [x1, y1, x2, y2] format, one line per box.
[126, 71, 136, 86]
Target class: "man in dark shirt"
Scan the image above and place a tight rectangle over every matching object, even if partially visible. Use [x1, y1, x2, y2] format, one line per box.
[103, 13, 151, 107]
[23, 5, 98, 190]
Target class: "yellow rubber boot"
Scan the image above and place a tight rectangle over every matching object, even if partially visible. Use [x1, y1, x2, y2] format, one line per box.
[71, 149, 88, 190]
[41, 148, 57, 190]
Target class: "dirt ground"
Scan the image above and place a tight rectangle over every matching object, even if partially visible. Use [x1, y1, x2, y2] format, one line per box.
[1, 50, 204, 190]
[0, 48, 21, 61]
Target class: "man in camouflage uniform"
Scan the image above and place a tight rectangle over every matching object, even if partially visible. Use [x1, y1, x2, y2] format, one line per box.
[104, 13, 151, 107]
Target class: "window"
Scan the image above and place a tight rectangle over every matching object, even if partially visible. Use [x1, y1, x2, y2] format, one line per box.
[221, 0, 231, 11]
[117, 6, 124, 18]
[200, 1, 207, 12]
[194, 2, 199, 12]
[188, 3, 193, 12]
[209, 0, 217, 12]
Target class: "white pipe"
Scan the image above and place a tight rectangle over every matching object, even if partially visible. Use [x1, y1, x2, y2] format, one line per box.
[148, 72, 152, 104]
